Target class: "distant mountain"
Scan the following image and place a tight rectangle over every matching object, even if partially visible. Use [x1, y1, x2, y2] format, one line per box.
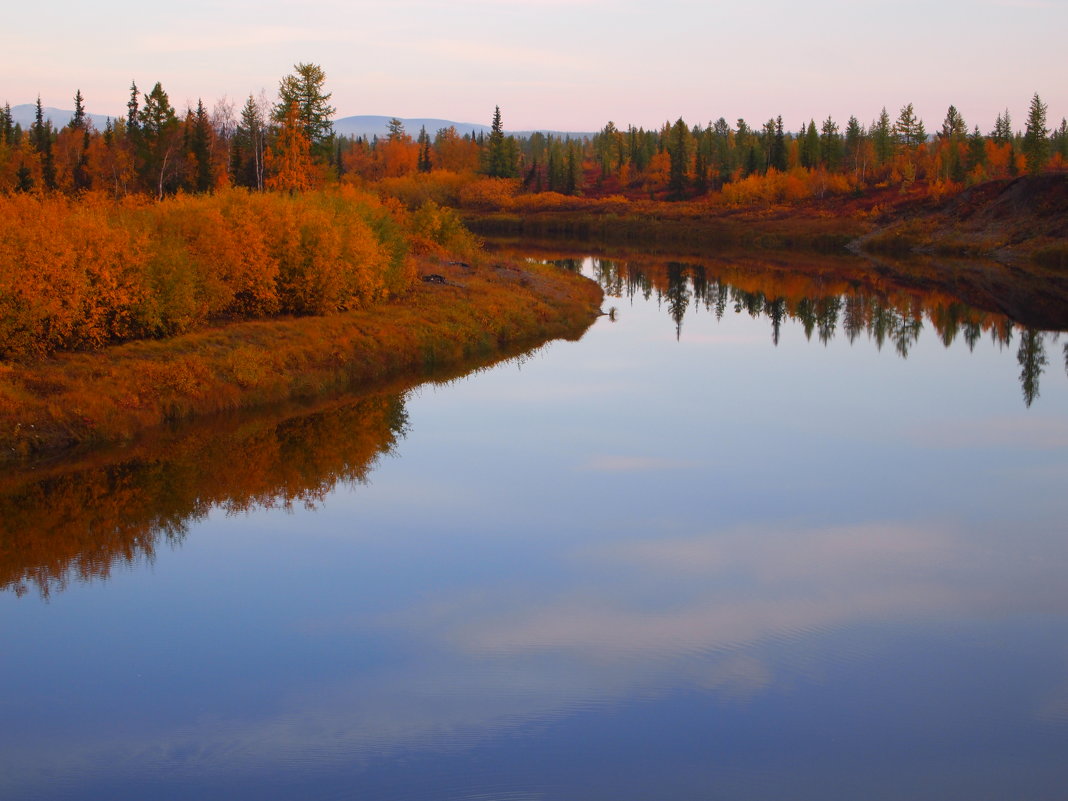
[5, 104, 594, 141]
[333, 115, 490, 139]
[8, 103, 113, 131]
[333, 115, 594, 140]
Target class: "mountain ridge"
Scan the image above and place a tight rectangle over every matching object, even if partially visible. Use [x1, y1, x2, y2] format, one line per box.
[5, 103, 592, 139]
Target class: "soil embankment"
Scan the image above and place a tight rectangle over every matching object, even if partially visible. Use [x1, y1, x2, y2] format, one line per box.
[855, 173, 1068, 266]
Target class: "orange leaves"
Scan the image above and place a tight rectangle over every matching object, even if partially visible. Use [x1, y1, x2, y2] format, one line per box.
[457, 177, 521, 209]
[408, 200, 480, 257]
[0, 192, 149, 357]
[0, 188, 418, 360]
[265, 102, 314, 193]
[718, 168, 854, 207]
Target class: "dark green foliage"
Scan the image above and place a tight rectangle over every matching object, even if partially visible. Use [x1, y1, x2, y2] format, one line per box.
[190, 99, 214, 193]
[417, 126, 432, 173]
[872, 108, 893, 165]
[940, 105, 966, 140]
[895, 103, 926, 148]
[0, 103, 13, 146]
[233, 94, 266, 191]
[845, 116, 866, 178]
[31, 97, 57, 190]
[800, 120, 819, 169]
[819, 116, 842, 170]
[138, 82, 180, 198]
[482, 106, 518, 178]
[966, 126, 987, 173]
[275, 63, 335, 146]
[1052, 118, 1068, 160]
[991, 109, 1013, 144]
[667, 118, 690, 198]
[126, 81, 140, 134]
[770, 116, 788, 172]
[1022, 93, 1050, 175]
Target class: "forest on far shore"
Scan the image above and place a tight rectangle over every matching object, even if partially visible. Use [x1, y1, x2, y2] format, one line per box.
[2, 63, 1066, 206]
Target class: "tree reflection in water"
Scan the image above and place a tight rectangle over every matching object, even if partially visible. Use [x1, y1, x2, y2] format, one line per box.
[547, 252, 1066, 408]
[0, 393, 409, 599]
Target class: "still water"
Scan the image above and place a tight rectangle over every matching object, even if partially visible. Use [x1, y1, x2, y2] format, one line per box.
[2, 248, 1068, 801]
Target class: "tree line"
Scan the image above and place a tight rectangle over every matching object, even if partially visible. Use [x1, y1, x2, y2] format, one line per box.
[2, 63, 1065, 202]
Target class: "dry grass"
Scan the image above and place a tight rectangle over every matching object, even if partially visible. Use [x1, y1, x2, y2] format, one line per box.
[0, 256, 602, 458]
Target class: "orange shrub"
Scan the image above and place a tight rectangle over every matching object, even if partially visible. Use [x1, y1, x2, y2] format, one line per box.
[376, 170, 476, 209]
[457, 177, 521, 210]
[0, 187, 419, 359]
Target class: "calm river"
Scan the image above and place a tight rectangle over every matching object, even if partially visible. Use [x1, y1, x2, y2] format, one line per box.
[2, 246, 1067, 800]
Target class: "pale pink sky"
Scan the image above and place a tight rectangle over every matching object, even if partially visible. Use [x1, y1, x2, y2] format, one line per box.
[5, 0, 1066, 133]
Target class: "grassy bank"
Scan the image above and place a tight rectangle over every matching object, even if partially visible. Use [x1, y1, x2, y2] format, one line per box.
[462, 205, 867, 253]
[0, 255, 602, 458]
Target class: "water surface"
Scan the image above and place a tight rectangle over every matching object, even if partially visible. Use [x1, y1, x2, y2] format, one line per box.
[2, 248, 1067, 800]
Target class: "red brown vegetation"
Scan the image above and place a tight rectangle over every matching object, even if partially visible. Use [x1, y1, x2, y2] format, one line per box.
[0, 255, 602, 458]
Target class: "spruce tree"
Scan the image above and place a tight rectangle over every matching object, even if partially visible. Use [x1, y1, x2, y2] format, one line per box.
[138, 82, 180, 198]
[800, 120, 819, 168]
[417, 126, 432, 172]
[71, 89, 88, 130]
[894, 103, 925, 149]
[872, 108, 893, 165]
[845, 116, 865, 178]
[127, 81, 140, 133]
[234, 94, 266, 190]
[940, 105, 966, 140]
[190, 99, 214, 192]
[31, 97, 56, 190]
[70, 90, 92, 190]
[770, 116, 788, 173]
[966, 126, 987, 174]
[1022, 92, 1050, 175]
[667, 117, 690, 197]
[482, 105, 517, 178]
[992, 109, 1012, 144]
[819, 116, 842, 170]
[0, 103, 13, 146]
[275, 63, 335, 161]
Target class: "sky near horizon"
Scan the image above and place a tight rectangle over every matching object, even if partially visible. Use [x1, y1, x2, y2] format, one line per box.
[4, 0, 1066, 133]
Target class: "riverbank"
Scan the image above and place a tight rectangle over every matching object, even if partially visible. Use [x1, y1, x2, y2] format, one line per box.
[854, 173, 1068, 266]
[0, 256, 603, 459]
[457, 174, 1068, 266]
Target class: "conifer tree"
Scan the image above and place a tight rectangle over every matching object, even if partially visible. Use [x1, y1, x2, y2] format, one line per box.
[69, 90, 92, 190]
[190, 99, 214, 192]
[667, 117, 690, 197]
[0, 103, 14, 146]
[1052, 118, 1068, 161]
[940, 105, 966, 140]
[71, 90, 87, 130]
[966, 126, 987, 175]
[31, 97, 56, 190]
[1022, 92, 1050, 175]
[819, 116, 842, 170]
[845, 116, 866, 178]
[417, 126, 432, 172]
[992, 109, 1013, 144]
[275, 63, 335, 162]
[482, 106, 517, 178]
[234, 94, 266, 190]
[894, 103, 925, 149]
[872, 108, 893, 165]
[126, 81, 140, 133]
[138, 82, 180, 198]
[770, 116, 787, 172]
[800, 120, 819, 168]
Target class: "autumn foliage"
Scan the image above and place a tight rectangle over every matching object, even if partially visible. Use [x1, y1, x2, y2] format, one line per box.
[0, 187, 415, 360]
